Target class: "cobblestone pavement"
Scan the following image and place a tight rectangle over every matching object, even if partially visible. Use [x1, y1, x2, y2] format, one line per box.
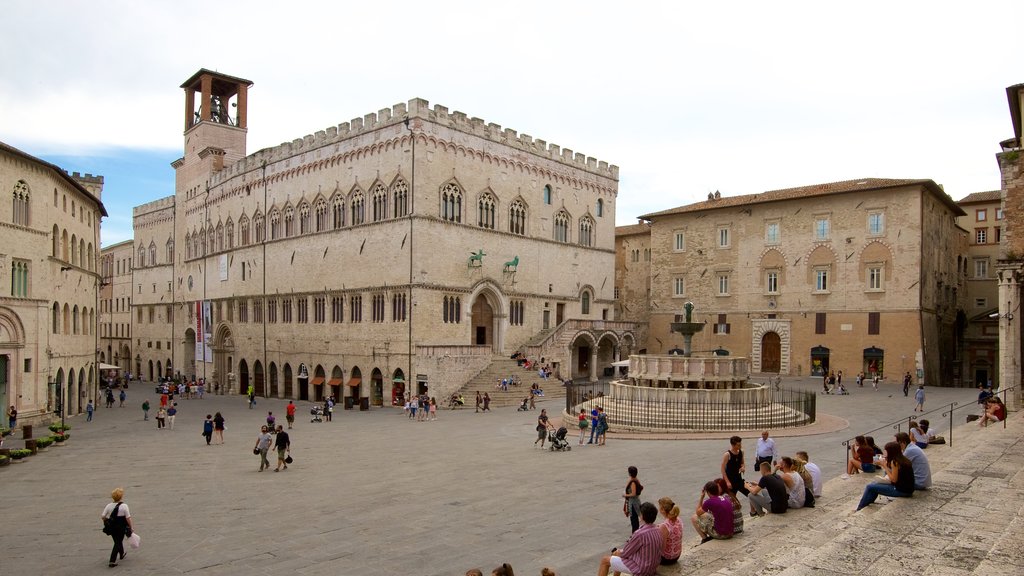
[0, 378, 993, 575]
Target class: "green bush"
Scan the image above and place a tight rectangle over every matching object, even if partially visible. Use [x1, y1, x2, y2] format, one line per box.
[0, 454, 9, 465]
[54, 431, 69, 441]
[0, 426, 10, 436]
[35, 437, 54, 449]
[48, 423, 71, 433]
[9, 449, 31, 459]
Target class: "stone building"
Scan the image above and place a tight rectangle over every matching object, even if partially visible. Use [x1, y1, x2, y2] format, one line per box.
[997, 82, 1024, 410]
[0, 141, 106, 427]
[613, 222, 651, 346]
[99, 239, 134, 374]
[129, 69, 636, 406]
[628, 178, 966, 384]
[956, 191, 1001, 387]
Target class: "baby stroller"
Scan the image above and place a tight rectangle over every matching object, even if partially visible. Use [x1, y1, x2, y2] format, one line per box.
[549, 427, 571, 451]
[310, 405, 324, 423]
[517, 397, 530, 411]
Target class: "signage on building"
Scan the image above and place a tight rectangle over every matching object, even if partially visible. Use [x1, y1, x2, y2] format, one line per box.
[298, 363, 309, 380]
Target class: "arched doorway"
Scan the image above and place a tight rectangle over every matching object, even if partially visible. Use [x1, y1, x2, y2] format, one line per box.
[183, 327, 197, 380]
[312, 365, 326, 402]
[67, 368, 76, 417]
[471, 296, 494, 347]
[569, 332, 597, 380]
[148, 359, 154, 381]
[467, 282, 506, 353]
[329, 365, 343, 403]
[79, 368, 87, 413]
[54, 368, 64, 414]
[298, 363, 309, 401]
[761, 332, 781, 373]
[863, 347, 884, 378]
[120, 344, 131, 374]
[212, 325, 234, 394]
[596, 333, 618, 379]
[238, 359, 249, 394]
[370, 368, 383, 407]
[347, 366, 362, 407]
[810, 346, 830, 377]
[156, 361, 163, 381]
[254, 360, 265, 396]
[391, 368, 406, 406]
[269, 362, 279, 398]
[284, 363, 294, 399]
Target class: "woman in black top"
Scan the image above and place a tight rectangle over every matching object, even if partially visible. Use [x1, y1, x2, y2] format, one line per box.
[856, 442, 915, 510]
[721, 436, 750, 496]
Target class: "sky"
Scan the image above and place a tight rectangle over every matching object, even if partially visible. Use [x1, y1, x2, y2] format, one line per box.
[2, 1, 1022, 247]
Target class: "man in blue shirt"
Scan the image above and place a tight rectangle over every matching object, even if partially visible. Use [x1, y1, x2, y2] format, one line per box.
[896, 432, 932, 490]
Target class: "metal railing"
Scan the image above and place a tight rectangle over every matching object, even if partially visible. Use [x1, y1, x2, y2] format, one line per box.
[564, 381, 816, 431]
[940, 385, 1016, 446]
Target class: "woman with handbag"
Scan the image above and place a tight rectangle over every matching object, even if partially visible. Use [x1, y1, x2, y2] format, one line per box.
[100, 487, 136, 567]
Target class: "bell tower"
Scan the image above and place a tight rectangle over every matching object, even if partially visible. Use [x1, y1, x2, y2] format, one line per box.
[176, 69, 253, 177]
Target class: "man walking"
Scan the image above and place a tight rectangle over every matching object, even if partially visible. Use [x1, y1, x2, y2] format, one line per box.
[588, 405, 599, 444]
[286, 400, 296, 429]
[86, 399, 94, 422]
[142, 399, 150, 421]
[755, 430, 778, 470]
[903, 372, 912, 397]
[118, 388, 126, 407]
[273, 424, 290, 471]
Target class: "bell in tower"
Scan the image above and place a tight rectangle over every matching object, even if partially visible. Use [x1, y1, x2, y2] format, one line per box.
[181, 69, 253, 131]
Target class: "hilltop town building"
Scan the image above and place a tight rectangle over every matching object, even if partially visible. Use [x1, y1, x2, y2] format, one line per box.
[997, 83, 1024, 410]
[129, 69, 636, 405]
[98, 239, 134, 375]
[617, 179, 967, 384]
[956, 191, 1001, 388]
[0, 142, 106, 427]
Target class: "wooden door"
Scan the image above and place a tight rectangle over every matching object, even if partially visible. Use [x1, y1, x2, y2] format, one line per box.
[761, 332, 781, 373]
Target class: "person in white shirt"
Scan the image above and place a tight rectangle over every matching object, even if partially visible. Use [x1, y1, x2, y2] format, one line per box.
[755, 430, 778, 470]
[776, 456, 806, 509]
[796, 451, 822, 498]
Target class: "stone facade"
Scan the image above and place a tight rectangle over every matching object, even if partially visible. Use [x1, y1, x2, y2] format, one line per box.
[956, 191, 1001, 387]
[996, 83, 1024, 410]
[129, 69, 624, 406]
[613, 222, 651, 346]
[99, 239, 135, 375]
[0, 142, 106, 427]
[628, 179, 965, 385]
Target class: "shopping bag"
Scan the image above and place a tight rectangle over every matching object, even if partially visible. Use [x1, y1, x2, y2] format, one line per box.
[127, 532, 141, 549]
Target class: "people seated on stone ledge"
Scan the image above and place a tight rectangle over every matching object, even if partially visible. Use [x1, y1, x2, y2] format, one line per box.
[745, 462, 788, 516]
[856, 441, 915, 511]
[796, 451, 822, 499]
[791, 457, 815, 508]
[713, 478, 744, 534]
[597, 501, 663, 576]
[845, 436, 876, 476]
[908, 421, 931, 449]
[690, 481, 735, 544]
[776, 457, 807, 509]
[979, 397, 1006, 427]
[656, 497, 683, 566]
[895, 432, 932, 490]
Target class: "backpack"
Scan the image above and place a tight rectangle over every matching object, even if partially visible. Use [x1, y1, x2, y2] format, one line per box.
[102, 503, 124, 535]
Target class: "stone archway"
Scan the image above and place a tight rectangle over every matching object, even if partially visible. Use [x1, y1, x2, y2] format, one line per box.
[750, 319, 792, 374]
[467, 281, 506, 354]
[0, 307, 26, 419]
[569, 331, 598, 381]
[761, 332, 781, 373]
[183, 328, 197, 380]
[212, 324, 234, 394]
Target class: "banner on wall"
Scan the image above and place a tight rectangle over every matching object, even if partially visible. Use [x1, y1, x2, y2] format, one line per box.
[195, 301, 214, 363]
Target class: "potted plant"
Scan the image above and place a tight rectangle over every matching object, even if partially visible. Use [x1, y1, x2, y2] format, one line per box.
[35, 436, 54, 451]
[0, 454, 9, 467]
[53, 431, 69, 444]
[9, 448, 31, 461]
[48, 423, 71, 434]
[0, 426, 11, 437]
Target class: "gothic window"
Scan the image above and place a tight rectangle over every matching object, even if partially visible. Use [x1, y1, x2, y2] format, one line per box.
[225, 219, 234, 249]
[314, 199, 328, 232]
[554, 210, 570, 243]
[581, 291, 591, 315]
[283, 298, 293, 323]
[283, 206, 294, 237]
[269, 210, 281, 240]
[185, 233, 192, 259]
[372, 294, 385, 322]
[350, 294, 363, 322]
[12, 180, 29, 226]
[478, 191, 496, 229]
[254, 212, 266, 242]
[443, 295, 462, 323]
[10, 260, 29, 297]
[298, 202, 311, 234]
[372, 184, 388, 222]
[313, 297, 325, 323]
[215, 222, 224, 252]
[579, 215, 594, 247]
[509, 300, 525, 326]
[149, 241, 157, 264]
[52, 302, 59, 334]
[351, 190, 365, 226]
[392, 179, 409, 217]
[392, 293, 407, 322]
[509, 198, 527, 236]
[138, 245, 145, 267]
[332, 195, 345, 229]
[441, 182, 462, 223]
[240, 215, 250, 246]
[297, 297, 308, 323]
[331, 296, 344, 323]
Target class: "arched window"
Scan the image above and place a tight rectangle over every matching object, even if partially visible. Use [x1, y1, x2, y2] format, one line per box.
[239, 215, 250, 246]
[254, 212, 266, 242]
[579, 215, 594, 247]
[137, 245, 146, 267]
[63, 303, 70, 335]
[185, 233, 192, 259]
[372, 183, 388, 222]
[314, 199, 327, 232]
[350, 190, 365, 225]
[543, 185, 552, 205]
[478, 191, 496, 229]
[225, 219, 234, 249]
[73, 305, 80, 334]
[554, 210, 570, 243]
[87, 243, 94, 270]
[597, 198, 604, 217]
[12, 180, 29, 226]
[207, 222, 215, 254]
[283, 205, 294, 237]
[149, 241, 157, 264]
[269, 209, 281, 240]
[392, 179, 409, 218]
[167, 237, 175, 262]
[216, 222, 224, 251]
[298, 202, 311, 234]
[441, 182, 462, 223]
[581, 291, 591, 315]
[70, 234, 77, 265]
[52, 302, 59, 334]
[332, 195, 345, 229]
[79, 239, 85, 267]
[61, 229, 68, 261]
[509, 199, 527, 236]
[52, 224, 59, 257]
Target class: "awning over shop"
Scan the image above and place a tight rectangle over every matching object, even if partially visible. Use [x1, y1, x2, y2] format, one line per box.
[346, 376, 362, 387]
[327, 378, 344, 387]
[99, 363, 121, 371]
[392, 376, 405, 382]
[310, 376, 325, 386]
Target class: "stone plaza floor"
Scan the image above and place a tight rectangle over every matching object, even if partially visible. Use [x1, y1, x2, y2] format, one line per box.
[0, 378, 989, 575]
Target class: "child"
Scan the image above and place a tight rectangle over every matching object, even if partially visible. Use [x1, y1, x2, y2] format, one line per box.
[914, 385, 925, 412]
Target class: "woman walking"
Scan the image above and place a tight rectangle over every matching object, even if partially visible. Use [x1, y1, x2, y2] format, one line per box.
[213, 411, 225, 444]
[100, 487, 136, 568]
[577, 408, 588, 445]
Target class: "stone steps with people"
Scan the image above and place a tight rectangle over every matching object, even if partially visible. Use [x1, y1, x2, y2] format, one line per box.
[455, 355, 565, 408]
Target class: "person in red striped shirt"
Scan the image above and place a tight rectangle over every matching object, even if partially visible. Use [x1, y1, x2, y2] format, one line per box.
[597, 502, 663, 576]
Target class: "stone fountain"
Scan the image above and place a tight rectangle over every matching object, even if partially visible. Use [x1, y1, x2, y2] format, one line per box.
[670, 301, 704, 357]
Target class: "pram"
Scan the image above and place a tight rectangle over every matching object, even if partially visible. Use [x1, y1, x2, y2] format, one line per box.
[517, 397, 530, 411]
[310, 405, 324, 423]
[548, 427, 571, 451]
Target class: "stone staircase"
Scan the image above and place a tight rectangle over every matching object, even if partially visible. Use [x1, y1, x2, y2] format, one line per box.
[455, 355, 566, 408]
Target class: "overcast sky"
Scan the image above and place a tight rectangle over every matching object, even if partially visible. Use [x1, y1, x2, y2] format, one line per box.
[2, 1, 1021, 247]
